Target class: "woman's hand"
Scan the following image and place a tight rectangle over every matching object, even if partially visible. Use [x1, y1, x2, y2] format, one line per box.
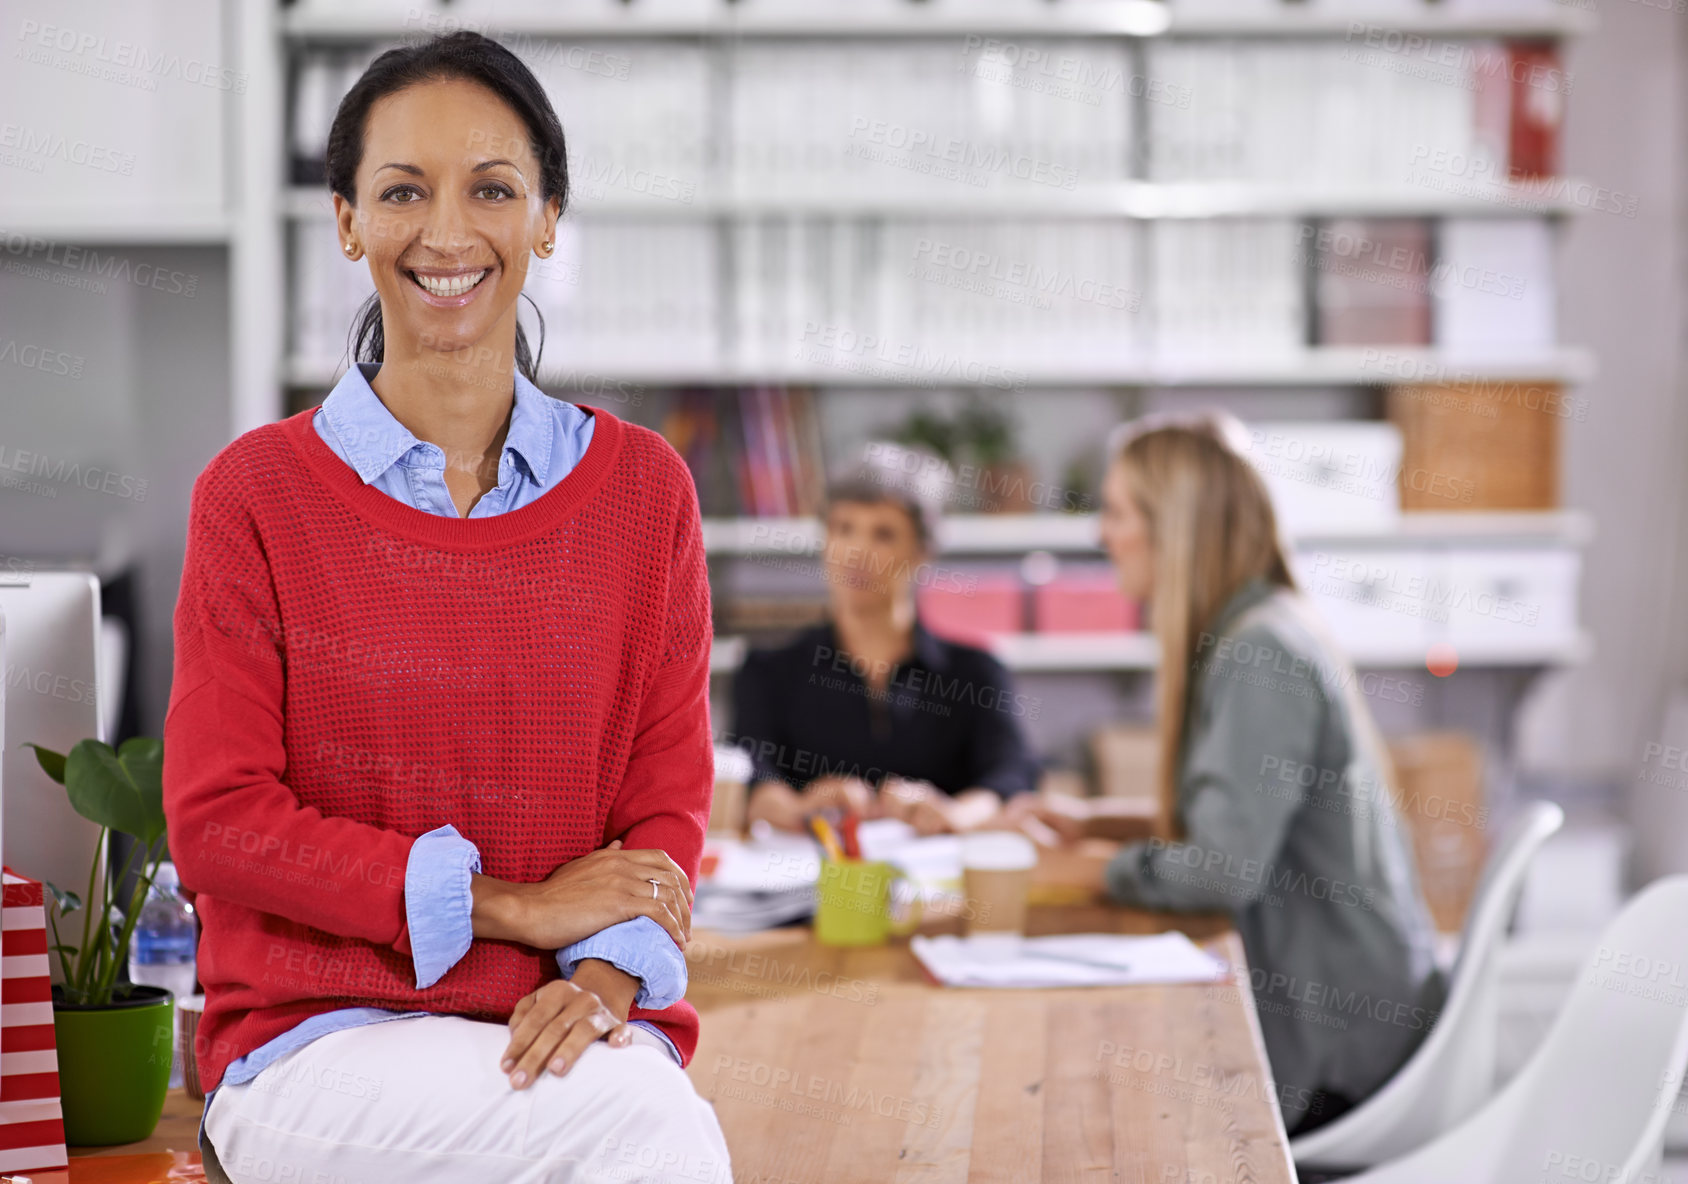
[801, 775, 877, 820]
[880, 777, 954, 835]
[500, 974, 631, 1089]
[995, 793, 1090, 845]
[471, 840, 693, 951]
[747, 776, 877, 832]
[746, 780, 805, 832]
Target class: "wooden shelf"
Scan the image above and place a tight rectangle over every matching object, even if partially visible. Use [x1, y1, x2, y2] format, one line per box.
[704, 510, 1594, 556]
[281, 2, 1592, 41]
[285, 348, 1595, 390]
[708, 628, 1593, 673]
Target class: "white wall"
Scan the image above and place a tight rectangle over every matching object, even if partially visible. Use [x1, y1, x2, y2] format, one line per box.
[0, 0, 227, 218]
[1515, 0, 1687, 787]
[0, 0, 233, 743]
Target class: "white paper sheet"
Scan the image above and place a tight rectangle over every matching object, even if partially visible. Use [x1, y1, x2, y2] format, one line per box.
[910, 932, 1229, 989]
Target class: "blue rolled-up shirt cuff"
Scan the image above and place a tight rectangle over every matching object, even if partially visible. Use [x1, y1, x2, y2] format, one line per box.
[556, 916, 688, 1010]
[628, 1020, 682, 1065]
[405, 824, 482, 990]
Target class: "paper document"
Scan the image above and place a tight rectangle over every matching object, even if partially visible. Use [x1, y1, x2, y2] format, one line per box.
[693, 821, 969, 932]
[910, 932, 1229, 989]
[693, 831, 819, 932]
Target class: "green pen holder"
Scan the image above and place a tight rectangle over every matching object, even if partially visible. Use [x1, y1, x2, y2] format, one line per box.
[814, 858, 922, 946]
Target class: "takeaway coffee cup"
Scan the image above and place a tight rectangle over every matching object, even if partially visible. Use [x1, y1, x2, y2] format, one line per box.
[961, 832, 1037, 935]
[178, 994, 207, 1100]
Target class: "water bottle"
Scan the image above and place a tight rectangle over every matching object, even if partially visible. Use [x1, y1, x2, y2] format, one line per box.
[130, 862, 197, 1089]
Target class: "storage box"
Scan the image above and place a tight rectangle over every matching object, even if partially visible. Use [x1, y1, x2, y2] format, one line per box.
[1385, 733, 1490, 934]
[1432, 220, 1556, 352]
[0, 868, 68, 1173]
[1240, 421, 1403, 534]
[1436, 549, 1580, 652]
[1088, 724, 1167, 841]
[917, 575, 1024, 647]
[1387, 383, 1561, 510]
[1311, 218, 1432, 347]
[1294, 548, 1437, 657]
[1032, 569, 1139, 633]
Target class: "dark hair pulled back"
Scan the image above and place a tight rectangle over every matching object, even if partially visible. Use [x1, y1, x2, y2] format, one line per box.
[324, 30, 568, 384]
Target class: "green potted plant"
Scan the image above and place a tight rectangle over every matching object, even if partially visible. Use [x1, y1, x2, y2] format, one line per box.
[954, 398, 1034, 513]
[891, 407, 960, 465]
[894, 398, 1033, 514]
[22, 736, 174, 1145]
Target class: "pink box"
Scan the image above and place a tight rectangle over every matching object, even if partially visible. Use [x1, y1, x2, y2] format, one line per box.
[917, 576, 1024, 647]
[1033, 573, 1140, 633]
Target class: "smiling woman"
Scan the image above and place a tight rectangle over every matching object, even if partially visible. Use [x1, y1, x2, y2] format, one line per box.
[327, 40, 568, 518]
[163, 30, 732, 1184]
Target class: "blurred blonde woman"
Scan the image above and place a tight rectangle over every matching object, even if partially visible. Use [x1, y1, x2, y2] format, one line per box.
[1089, 413, 1446, 1135]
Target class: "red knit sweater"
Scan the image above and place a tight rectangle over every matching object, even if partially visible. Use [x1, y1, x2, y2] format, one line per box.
[163, 404, 713, 1093]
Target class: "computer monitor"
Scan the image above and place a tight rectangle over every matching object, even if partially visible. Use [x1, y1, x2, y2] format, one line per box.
[0, 571, 106, 979]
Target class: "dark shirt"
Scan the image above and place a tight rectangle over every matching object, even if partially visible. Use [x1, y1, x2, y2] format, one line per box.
[730, 619, 1040, 798]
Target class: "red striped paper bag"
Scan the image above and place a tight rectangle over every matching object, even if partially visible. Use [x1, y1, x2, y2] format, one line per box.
[0, 868, 68, 1172]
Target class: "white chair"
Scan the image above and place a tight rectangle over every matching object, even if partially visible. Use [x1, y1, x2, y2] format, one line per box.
[1340, 874, 1688, 1184]
[1292, 801, 1565, 1172]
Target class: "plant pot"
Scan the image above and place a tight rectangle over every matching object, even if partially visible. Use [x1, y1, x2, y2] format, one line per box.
[51, 984, 173, 1145]
[976, 461, 1037, 514]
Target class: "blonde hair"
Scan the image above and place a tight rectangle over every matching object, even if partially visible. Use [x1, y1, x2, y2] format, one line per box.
[1109, 412, 1296, 832]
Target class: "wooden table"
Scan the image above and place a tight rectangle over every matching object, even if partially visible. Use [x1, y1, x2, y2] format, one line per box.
[683, 903, 1296, 1184]
[69, 861, 1295, 1184]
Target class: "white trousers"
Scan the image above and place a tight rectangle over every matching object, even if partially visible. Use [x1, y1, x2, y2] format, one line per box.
[203, 1015, 734, 1184]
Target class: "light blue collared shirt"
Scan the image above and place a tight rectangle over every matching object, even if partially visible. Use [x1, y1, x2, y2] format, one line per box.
[203, 364, 685, 1143]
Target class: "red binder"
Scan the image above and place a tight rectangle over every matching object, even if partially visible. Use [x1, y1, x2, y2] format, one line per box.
[1507, 42, 1565, 181]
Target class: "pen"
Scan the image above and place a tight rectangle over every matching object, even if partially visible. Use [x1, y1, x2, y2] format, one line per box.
[1019, 949, 1135, 973]
[840, 811, 861, 859]
[808, 815, 845, 862]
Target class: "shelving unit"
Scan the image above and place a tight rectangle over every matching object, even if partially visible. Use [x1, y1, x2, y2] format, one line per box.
[274, 1, 1597, 410]
[0, 0, 1605, 831]
[707, 507, 1594, 683]
[3, 1, 1600, 432]
[257, 0, 1596, 771]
